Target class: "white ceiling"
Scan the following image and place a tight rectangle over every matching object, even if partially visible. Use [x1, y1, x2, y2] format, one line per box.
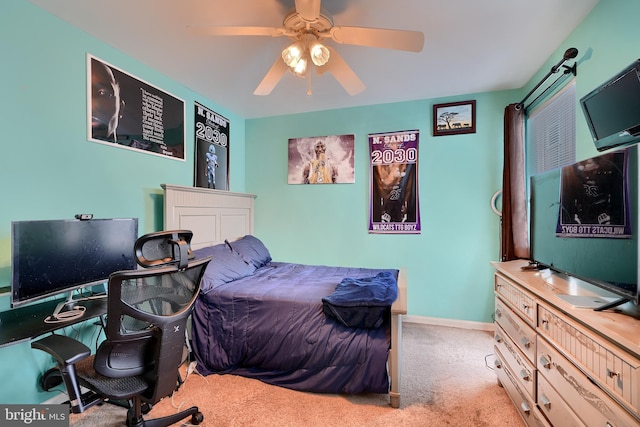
[28, 0, 599, 119]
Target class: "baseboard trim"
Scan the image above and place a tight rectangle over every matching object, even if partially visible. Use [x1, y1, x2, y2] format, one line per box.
[403, 315, 493, 332]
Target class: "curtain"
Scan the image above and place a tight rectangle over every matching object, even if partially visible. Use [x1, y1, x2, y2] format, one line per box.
[501, 104, 530, 261]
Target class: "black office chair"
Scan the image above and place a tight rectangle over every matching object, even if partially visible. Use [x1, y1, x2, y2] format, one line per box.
[134, 230, 195, 269]
[32, 230, 211, 427]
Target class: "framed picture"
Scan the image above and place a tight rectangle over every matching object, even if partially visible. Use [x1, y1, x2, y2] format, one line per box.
[87, 54, 185, 160]
[288, 134, 355, 184]
[433, 100, 476, 136]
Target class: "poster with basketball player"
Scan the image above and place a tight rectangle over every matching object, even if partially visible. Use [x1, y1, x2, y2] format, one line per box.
[194, 102, 229, 190]
[369, 130, 421, 234]
[287, 134, 355, 184]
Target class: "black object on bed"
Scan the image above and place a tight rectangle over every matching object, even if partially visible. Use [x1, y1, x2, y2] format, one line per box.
[322, 271, 398, 329]
[191, 235, 399, 395]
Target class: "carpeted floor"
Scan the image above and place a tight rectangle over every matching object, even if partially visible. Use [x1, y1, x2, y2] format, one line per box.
[68, 322, 523, 426]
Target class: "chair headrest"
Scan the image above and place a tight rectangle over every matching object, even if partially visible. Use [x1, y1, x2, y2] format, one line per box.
[134, 230, 194, 269]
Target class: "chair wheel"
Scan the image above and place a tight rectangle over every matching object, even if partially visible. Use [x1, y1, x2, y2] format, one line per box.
[191, 411, 204, 425]
[141, 402, 152, 414]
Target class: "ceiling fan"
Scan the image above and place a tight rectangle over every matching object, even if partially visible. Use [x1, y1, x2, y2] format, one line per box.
[189, 0, 424, 96]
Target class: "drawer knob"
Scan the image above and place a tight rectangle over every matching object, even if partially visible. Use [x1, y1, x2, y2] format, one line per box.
[495, 308, 502, 318]
[607, 369, 620, 379]
[494, 359, 502, 369]
[520, 369, 531, 382]
[540, 393, 551, 409]
[539, 355, 551, 370]
[521, 337, 531, 349]
[520, 401, 531, 415]
[494, 334, 503, 343]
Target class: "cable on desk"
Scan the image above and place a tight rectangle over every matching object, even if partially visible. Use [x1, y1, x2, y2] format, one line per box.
[43, 306, 86, 324]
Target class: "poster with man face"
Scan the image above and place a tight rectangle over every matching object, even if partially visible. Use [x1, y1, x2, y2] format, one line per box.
[88, 54, 185, 160]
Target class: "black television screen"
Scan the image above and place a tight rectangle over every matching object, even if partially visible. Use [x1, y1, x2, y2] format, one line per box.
[11, 218, 139, 307]
[580, 59, 640, 152]
[530, 145, 639, 308]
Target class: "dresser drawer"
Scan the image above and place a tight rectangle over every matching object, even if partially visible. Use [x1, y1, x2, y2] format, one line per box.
[538, 303, 640, 418]
[537, 373, 585, 427]
[495, 324, 536, 400]
[495, 273, 537, 326]
[494, 348, 550, 427]
[495, 297, 537, 363]
[537, 337, 639, 427]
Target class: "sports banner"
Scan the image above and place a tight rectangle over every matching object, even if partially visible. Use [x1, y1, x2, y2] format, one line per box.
[556, 149, 631, 238]
[369, 130, 420, 234]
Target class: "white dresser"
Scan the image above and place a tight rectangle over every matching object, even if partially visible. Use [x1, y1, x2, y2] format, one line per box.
[493, 260, 640, 427]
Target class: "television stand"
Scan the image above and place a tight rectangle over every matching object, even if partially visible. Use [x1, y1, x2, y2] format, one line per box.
[554, 294, 620, 309]
[593, 296, 631, 312]
[44, 292, 106, 324]
[44, 302, 86, 324]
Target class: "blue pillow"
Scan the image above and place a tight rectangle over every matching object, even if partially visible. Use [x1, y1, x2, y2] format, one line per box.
[225, 235, 272, 268]
[194, 243, 256, 294]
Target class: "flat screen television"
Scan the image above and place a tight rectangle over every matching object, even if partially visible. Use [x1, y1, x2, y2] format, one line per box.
[11, 218, 139, 313]
[529, 145, 639, 310]
[580, 59, 640, 152]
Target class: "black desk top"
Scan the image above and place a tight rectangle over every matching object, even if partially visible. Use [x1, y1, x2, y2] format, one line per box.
[0, 297, 107, 348]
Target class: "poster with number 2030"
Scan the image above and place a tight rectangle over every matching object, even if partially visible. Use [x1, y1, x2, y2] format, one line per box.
[194, 102, 229, 190]
[369, 130, 420, 234]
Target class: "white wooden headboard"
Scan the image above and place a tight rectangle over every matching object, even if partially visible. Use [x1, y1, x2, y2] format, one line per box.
[162, 184, 256, 250]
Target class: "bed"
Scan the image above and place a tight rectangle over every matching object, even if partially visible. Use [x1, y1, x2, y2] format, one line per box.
[162, 184, 407, 407]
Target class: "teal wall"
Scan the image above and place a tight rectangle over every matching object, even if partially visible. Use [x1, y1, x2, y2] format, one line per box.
[524, 0, 640, 163]
[245, 0, 640, 325]
[245, 93, 512, 323]
[0, 1, 246, 404]
[0, 0, 636, 406]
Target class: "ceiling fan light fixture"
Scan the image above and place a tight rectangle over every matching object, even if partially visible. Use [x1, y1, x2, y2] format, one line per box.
[309, 41, 330, 66]
[197, 1, 426, 97]
[282, 41, 304, 67]
[291, 56, 308, 77]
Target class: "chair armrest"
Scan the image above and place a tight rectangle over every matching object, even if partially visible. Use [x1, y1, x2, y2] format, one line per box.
[31, 334, 91, 365]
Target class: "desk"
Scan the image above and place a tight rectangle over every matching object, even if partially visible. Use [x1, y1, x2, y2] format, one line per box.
[0, 297, 107, 348]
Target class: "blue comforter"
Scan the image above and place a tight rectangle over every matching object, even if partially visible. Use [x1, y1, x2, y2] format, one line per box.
[191, 262, 398, 394]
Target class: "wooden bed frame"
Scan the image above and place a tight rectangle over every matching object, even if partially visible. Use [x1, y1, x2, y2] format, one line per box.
[162, 184, 407, 408]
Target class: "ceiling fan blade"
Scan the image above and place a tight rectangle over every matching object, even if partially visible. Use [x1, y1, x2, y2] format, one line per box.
[317, 47, 365, 96]
[254, 57, 289, 96]
[328, 26, 424, 52]
[188, 25, 287, 37]
[295, 0, 322, 22]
